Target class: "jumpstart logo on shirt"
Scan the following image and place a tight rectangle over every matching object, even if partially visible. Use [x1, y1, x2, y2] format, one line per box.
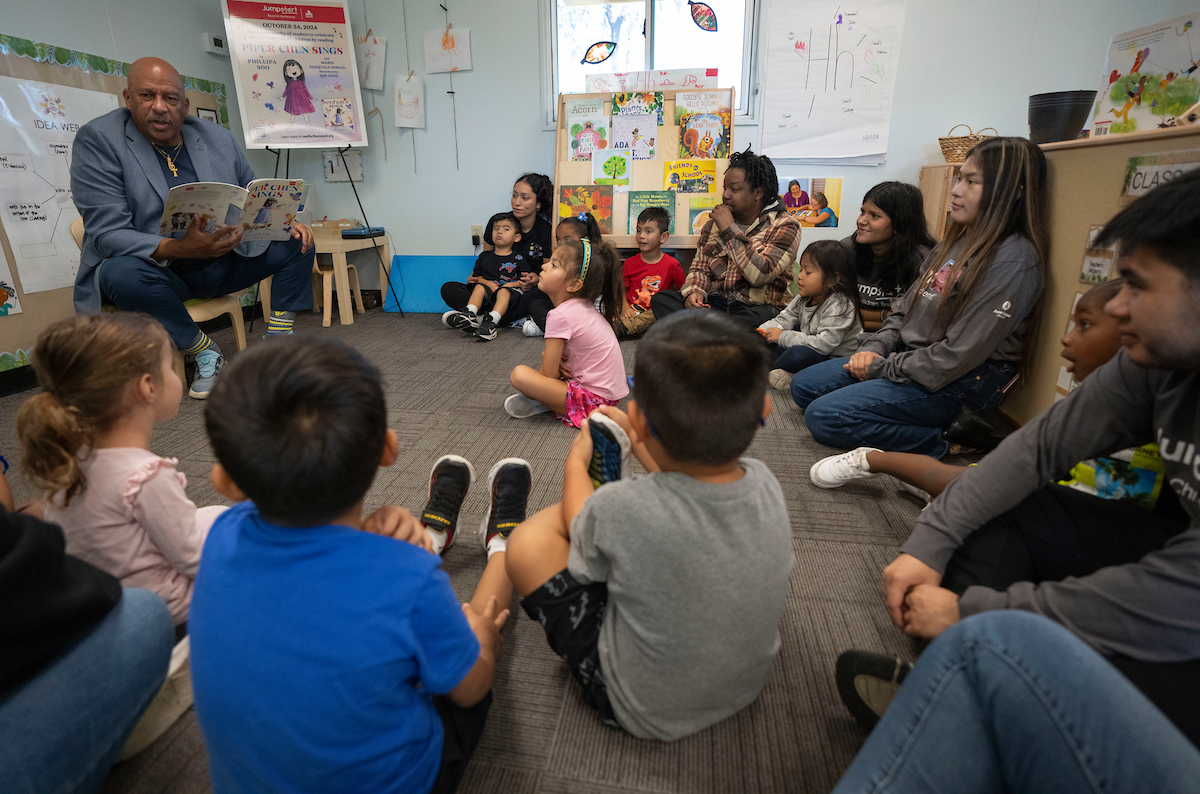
[1158, 428, 1200, 509]
[993, 300, 1012, 320]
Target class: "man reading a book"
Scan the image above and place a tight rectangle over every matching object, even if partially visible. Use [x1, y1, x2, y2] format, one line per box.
[70, 57, 316, 399]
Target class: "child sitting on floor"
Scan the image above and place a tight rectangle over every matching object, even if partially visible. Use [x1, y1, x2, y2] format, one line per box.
[443, 212, 532, 341]
[809, 279, 1171, 512]
[618, 206, 684, 338]
[190, 336, 529, 793]
[506, 237, 628, 427]
[18, 313, 226, 629]
[505, 312, 795, 740]
[758, 240, 863, 391]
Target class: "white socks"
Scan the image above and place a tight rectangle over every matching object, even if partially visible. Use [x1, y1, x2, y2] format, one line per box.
[486, 536, 507, 558]
[466, 303, 479, 315]
[489, 310, 501, 323]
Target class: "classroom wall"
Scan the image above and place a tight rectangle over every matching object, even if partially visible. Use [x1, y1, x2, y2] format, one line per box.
[0, 0, 1193, 297]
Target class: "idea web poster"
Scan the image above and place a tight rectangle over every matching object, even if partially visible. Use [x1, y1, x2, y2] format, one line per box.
[222, 0, 368, 149]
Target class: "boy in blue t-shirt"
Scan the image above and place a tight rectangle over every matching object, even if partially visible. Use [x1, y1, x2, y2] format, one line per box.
[190, 337, 532, 794]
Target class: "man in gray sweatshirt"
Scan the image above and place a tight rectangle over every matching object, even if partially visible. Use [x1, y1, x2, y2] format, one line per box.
[841, 170, 1200, 743]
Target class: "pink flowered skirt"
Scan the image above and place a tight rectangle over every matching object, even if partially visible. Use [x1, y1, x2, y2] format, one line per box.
[557, 380, 618, 429]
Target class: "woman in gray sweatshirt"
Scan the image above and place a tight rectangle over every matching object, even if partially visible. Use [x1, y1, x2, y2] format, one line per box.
[791, 137, 1049, 458]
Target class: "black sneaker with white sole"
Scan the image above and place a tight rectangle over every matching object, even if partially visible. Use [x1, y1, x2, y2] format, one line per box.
[478, 458, 531, 554]
[420, 455, 474, 554]
[442, 310, 479, 332]
[835, 650, 913, 732]
[475, 313, 498, 341]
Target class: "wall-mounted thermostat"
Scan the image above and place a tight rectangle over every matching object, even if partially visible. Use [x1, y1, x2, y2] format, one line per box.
[202, 33, 230, 56]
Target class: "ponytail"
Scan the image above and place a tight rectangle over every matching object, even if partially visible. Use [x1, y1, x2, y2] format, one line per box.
[556, 211, 603, 244]
[17, 313, 170, 506]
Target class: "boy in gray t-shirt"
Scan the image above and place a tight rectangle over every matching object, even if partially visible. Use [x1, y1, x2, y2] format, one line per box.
[505, 313, 795, 740]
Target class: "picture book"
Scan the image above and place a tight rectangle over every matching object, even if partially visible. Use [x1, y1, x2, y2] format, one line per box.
[687, 194, 720, 235]
[627, 191, 676, 235]
[676, 90, 731, 159]
[612, 92, 664, 125]
[593, 150, 632, 190]
[566, 98, 610, 161]
[664, 160, 717, 193]
[158, 179, 306, 242]
[559, 184, 613, 235]
[322, 98, 357, 133]
[613, 113, 656, 160]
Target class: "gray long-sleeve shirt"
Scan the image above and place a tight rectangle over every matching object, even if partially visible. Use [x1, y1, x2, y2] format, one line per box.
[902, 348, 1200, 662]
[756, 292, 862, 356]
[858, 235, 1043, 392]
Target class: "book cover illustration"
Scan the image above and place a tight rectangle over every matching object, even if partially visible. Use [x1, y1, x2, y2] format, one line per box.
[322, 98, 357, 132]
[613, 113, 656, 160]
[612, 92, 664, 125]
[676, 90, 730, 159]
[593, 150, 632, 190]
[559, 184, 613, 234]
[627, 191, 676, 235]
[664, 160, 717, 192]
[158, 179, 306, 242]
[567, 98, 610, 161]
[687, 194, 720, 235]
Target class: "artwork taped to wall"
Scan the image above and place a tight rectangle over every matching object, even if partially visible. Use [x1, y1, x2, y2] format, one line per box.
[760, 0, 907, 163]
[355, 35, 386, 91]
[559, 185, 613, 234]
[425, 28, 471, 73]
[777, 176, 843, 227]
[395, 75, 425, 128]
[584, 68, 718, 93]
[1090, 13, 1200, 138]
[222, 0, 368, 149]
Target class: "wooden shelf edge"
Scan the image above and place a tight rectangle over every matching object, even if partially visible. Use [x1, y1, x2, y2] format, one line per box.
[1039, 124, 1200, 152]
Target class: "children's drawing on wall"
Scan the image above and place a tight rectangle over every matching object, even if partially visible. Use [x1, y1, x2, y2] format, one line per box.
[582, 41, 617, 65]
[779, 177, 843, 226]
[1091, 13, 1200, 136]
[424, 27, 472, 73]
[688, 1, 718, 32]
[394, 75, 425, 128]
[280, 60, 316, 123]
[355, 35, 386, 92]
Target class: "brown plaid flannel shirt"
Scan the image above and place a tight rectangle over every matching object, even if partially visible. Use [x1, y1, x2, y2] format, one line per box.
[681, 199, 801, 309]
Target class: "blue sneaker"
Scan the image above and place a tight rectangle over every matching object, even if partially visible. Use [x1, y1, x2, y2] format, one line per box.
[587, 411, 630, 489]
[188, 348, 224, 400]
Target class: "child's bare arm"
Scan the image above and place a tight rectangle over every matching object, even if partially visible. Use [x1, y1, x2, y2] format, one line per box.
[540, 337, 566, 380]
[448, 596, 508, 707]
[562, 420, 596, 527]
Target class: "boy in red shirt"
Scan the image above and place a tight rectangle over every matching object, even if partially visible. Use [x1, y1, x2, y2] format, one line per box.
[619, 207, 685, 338]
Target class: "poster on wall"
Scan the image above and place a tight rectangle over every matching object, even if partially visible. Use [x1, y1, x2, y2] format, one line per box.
[777, 176, 844, 226]
[0, 246, 21, 316]
[395, 74, 425, 128]
[1090, 13, 1200, 138]
[0, 75, 118, 293]
[222, 0, 368, 149]
[759, 0, 907, 164]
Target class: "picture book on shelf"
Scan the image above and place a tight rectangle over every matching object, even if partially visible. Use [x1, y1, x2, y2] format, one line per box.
[559, 184, 613, 234]
[664, 160, 717, 193]
[158, 179, 306, 242]
[676, 90, 731, 159]
[627, 191, 675, 235]
[566, 97, 610, 161]
[593, 150, 632, 190]
[612, 114, 657, 160]
[612, 92, 664, 125]
[688, 195, 720, 235]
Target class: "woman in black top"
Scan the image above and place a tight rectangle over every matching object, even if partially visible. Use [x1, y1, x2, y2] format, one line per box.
[841, 181, 936, 330]
[441, 173, 554, 332]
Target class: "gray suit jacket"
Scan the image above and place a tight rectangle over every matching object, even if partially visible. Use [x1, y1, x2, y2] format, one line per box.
[69, 109, 269, 314]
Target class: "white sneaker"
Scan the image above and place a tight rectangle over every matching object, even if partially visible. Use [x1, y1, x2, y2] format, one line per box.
[504, 393, 551, 419]
[522, 319, 544, 337]
[768, 369, 793, 391]
[810, 446, 881, 489]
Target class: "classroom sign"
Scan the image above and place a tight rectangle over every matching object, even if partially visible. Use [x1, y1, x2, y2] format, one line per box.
[222, 0, 368, 149]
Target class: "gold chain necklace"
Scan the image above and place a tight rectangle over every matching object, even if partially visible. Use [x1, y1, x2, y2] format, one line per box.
[152, 142, 184, 177]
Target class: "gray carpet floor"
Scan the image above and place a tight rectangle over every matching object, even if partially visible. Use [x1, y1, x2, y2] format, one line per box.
[0, 307, 938, 794]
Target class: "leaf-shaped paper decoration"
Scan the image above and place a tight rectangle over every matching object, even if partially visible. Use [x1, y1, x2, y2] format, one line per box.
[689, 1, 717, 32]
[581, 41, 617, 65]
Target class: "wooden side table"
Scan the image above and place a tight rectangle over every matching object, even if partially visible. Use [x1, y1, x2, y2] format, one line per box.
[311, 234, 392, 325]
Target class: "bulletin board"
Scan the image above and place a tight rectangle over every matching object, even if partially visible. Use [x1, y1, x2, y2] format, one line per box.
[0, 33, 229, 372]
[552, 89, 734, 251]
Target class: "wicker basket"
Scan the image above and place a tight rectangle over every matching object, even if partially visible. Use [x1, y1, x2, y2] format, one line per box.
[939, 125, 998, 164]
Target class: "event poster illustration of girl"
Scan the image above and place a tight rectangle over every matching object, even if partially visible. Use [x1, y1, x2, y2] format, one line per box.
[280, 59, 316, 123]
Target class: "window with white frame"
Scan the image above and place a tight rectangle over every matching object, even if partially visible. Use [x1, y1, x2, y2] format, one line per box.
[548, 0, 757, 120]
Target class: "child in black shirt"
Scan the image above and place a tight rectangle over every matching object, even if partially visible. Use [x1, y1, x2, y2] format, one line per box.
[444, 213, 532, 341]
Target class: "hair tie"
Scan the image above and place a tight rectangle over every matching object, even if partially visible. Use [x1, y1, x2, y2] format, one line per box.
[580, 237, 592, 281]
[577, 212, 589, 221]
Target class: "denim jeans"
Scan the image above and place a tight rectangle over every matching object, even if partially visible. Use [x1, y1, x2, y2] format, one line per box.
[97, 237, 316, 349]
[772, 344, 829, 373]
[0, 589, 173, 794]
[833, 611, 1200, 794]
[790, 357, 1015, 457]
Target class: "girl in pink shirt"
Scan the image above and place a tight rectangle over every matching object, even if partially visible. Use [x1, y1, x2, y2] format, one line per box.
[507, 238, 629, 427]
[19, 314, 226, 626]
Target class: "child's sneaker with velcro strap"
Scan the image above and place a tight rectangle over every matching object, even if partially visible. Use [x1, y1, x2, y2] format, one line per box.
[478, 458, 531, 557]
[420, 455, 474, 555]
